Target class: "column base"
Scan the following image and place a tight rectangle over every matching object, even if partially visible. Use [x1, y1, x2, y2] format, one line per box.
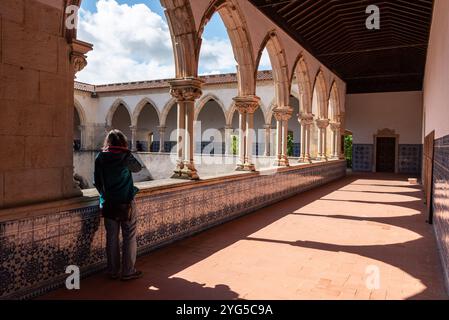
[236, 163, 256, 172]
[298, 156, 312, 164]
[171, 162, 199, 180]
[317, 155, 328, 162]
[275, 157, 290, 167]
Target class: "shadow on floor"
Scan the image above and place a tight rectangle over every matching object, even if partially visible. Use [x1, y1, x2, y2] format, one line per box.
[41, 173, 447, 300]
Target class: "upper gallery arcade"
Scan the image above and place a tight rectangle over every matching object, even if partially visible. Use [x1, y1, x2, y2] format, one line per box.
[1, 0, 346, 208]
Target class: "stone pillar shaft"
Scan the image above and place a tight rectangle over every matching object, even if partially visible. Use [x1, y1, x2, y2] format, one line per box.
[158, 126, 166, 153]
[273, 107, 293, 167]
[169, 78, 203, 180]
[330, 122, 341, 159]
[299, 113, 314, 163]
[239, 112, 247, 166]
[263, 125, 271, 157]
[234, 96, 261, 172]
[246, 112, 255, 165]
[130, 126, 137, 152]
[316, 119, 330, 161]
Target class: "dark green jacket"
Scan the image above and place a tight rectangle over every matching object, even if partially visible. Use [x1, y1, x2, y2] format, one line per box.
[94, 149, 142, 207]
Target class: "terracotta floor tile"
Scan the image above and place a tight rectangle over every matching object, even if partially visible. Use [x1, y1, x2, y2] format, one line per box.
[40, 173, 448, 300]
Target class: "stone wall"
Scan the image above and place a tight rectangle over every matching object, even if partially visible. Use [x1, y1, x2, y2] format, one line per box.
[0, 160, 346, 299]
[352, 144, 422, 175]
[433, 135, 449, 290]
[0, 0, 82, 209]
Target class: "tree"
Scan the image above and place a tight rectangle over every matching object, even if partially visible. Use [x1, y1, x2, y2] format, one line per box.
[232, 135, 238, 156]
[287, 132, 294, 157]
[344, 135, 353, 168]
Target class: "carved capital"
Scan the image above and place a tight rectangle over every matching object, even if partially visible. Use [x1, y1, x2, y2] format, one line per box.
[299, 112, 314, 126]
[330, 122, 341, 132]
[233, 96, 261, 114]
[70, 39, 93, 74]
[71, 53, 87, 73]
[169, 78, 204, 102]
[316, 118, 330, 129]
[273, 106, 293, 122]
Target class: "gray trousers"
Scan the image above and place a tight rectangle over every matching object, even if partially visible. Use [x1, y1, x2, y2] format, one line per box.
[104, 201, 137, 276]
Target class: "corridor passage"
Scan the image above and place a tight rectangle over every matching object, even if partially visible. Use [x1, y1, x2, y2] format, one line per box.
[43, 174, 447, 300]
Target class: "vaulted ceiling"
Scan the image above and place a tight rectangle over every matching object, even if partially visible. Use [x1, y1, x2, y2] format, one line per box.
[249, 0, 435, 93]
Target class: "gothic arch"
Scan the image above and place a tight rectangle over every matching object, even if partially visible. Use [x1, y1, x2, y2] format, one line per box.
[256, 31, 290, 109]
[291, 54, 312, 114]
[160, 0, 199, 78]
[311, 70, 328, 119]
[264, 98, 277, 125]
[106, 99, 132, 127]
[197, 0, 256, 96]
[195, 94, 227, 122]
[74, 98, 87, 126]
[328, 81, 340, 122]
[132, 98, 161, 127]
[160, 97, 178, 127]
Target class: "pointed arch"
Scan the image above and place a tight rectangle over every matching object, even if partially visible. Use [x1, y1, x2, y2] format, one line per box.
[264, 98, 277, 125]
[197, 0, 256, 96]
[328, 81, 340, 122]
[161, 0, 199, 78]
[160, 97, 178, 127]
[74, 98, 87, 126]
[255, 31, 290, 109]
[194, 94, 227, 122]
[132, 98, 161, 127]
[106, 99, 132, 127]
[311, 70, 328, 119]
[291, 54, 312, 114]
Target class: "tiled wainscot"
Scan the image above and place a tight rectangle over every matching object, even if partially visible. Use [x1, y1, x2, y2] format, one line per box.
[0, 160, 346, 299]
[433, 135, 449, 290]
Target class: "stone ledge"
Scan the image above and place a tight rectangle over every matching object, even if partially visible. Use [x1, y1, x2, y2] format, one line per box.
[0, 160, 345, 223]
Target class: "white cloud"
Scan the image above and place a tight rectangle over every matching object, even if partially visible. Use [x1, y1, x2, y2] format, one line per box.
[76, 0, 175, 84]
[258, 48, 272, 71]
[76, 0, 271, 84]
[198, 37, 237, 75]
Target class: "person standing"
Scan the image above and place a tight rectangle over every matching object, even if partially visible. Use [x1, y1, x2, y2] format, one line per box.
[94, 129, 143, 281]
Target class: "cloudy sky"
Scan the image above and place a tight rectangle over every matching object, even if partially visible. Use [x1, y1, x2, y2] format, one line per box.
[77, 0, 271, 84]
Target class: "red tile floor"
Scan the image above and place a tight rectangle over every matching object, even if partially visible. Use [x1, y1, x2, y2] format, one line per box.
[42, 173, 448, 300]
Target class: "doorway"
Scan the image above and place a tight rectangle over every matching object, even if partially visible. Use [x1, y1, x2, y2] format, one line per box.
[376, 137, 396, 172]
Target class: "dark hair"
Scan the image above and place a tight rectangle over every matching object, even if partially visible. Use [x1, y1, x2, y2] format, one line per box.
[103, 129, 128, 150]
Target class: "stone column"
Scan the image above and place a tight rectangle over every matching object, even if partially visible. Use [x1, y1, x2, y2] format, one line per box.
[330, 122, 341, 159]
[316, 119, 330, 161]
[299, 113, 314, 163]
[238, 112, 247, 166]
[276, 118, 282, 163]
[338, 114, 346, 159]
[77, 125, 85, 151]
[169, 78, 203, 180]
[158, 126, 166, 153]
[130, 125, 137, 152]
[234, 96, 261, 171]
[224, 125, 233, 156]
[263, 124, 271, 156]
[273, 107, 293, 167]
